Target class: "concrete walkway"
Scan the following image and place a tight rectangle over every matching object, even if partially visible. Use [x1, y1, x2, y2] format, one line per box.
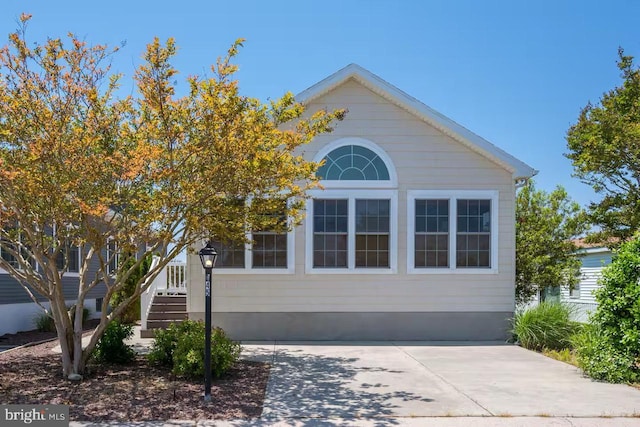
[67, 331, 640, 426]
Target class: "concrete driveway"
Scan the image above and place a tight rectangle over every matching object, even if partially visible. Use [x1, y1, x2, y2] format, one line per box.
[240, 341, 640, 423]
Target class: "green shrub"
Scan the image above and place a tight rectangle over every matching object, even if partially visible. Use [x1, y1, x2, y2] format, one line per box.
[573, 237, 640, 383]
[511, 302, 581, 351]
[147, 324, 178, 367]
[572, 323, 639, 383]
[34, 312, 55, 332]
[92, 320, 136, 364]
[33, 305, 90, 332]
[147, 320, 241, 379]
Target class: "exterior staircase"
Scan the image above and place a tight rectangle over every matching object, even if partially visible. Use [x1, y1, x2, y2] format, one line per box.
[140, 258, 188, 338]
[140, 294, 187, 338]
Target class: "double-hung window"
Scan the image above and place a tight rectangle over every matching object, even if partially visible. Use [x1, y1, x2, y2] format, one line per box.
[56, 243, 80, 273]
[0, 231, 34, 271]
[0, 238, 18, 269]
[313, 199, 349, 268]
[408, 190, 498, 273]
[211, 199, 294, 272]
[355, 199, 390, 268]
[251, 199, 289, 269]
[307, 191, 397, 272]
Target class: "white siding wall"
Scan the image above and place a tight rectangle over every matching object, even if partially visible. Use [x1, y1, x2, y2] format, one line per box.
[561, 250, 612, 304]
[188, 79, 516, 315]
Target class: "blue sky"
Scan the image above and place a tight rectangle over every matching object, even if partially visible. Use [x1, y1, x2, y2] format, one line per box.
[2, 1, 639, 208]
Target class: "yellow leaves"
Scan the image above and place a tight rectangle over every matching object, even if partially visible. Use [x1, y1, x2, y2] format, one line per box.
[19, 13, 32, 23]
[0, 23, 344, 249]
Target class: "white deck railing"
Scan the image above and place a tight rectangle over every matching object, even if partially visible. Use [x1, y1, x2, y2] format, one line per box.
[141, 258, 187, 330]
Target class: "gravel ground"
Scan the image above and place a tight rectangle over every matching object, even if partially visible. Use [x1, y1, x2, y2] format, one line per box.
[0, 328, 270, 422]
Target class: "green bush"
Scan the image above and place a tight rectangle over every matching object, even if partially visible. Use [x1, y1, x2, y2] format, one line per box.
[33, 305, 90, 332]
[92, 320, 136, 364]
[511, 302, 581, 351]
[572, 237, 640, 383]
[572, 323, 639, 383]
[34, 312, 55, 332]
[147, 320, 241, 379]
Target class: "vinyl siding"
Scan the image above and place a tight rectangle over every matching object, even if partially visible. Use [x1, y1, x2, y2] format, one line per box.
[188, 78, 516, 315]
[0, 251, 106, 305]
[561, 250, 612, 304]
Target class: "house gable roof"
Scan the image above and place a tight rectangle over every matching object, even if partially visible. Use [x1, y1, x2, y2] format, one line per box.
[296, 63, 537, 180]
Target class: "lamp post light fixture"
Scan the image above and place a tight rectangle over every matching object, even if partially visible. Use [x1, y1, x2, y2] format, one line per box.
[199, 241, 218, 403]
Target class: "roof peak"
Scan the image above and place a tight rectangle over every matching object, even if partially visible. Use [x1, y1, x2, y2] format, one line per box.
[296, 64, 537, 180]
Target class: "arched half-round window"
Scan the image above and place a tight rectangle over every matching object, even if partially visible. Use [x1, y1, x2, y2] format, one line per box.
[317, 145, 390, 181]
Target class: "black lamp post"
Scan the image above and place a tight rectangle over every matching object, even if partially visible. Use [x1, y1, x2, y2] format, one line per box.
[199, 241, 218, 403]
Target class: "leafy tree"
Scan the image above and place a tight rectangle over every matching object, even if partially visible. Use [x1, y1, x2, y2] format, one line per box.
[515, 181, 589, 304]
[0, 15, 344, 378]
[110, 253, 153, 324]
[566, 48, 640, 244]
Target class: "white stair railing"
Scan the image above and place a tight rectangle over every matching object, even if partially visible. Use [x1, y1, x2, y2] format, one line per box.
[165, 261, 187, 294]
[140, 258, 188, 331]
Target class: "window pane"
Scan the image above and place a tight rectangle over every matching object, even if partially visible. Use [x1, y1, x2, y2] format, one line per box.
[318, 145, 390, 181]
[355, 200, 390, 268]
[212, 240, 245, 268]
[252, 200, 288, 268]
[68, 246, 79, 272]
[356, 234, 389, 267]
[414, 199, 449, 268]
[456, 199, 491, 268]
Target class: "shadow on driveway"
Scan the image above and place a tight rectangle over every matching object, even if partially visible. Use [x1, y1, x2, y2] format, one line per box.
[261, 345, 458, 426]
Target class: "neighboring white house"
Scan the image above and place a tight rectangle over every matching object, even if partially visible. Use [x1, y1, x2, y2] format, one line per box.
[560, 239, 613, 322]
[184, 64, 537, 340]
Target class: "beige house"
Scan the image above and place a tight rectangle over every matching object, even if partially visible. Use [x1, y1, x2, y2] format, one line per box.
[185, 64, 536, 340]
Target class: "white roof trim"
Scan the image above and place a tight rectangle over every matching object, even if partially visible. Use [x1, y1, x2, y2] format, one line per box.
[296, 63, 537, 180]
[577, 247, 612, 255]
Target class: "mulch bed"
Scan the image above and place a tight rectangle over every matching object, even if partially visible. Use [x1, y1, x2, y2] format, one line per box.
[0, 331, 270, 422]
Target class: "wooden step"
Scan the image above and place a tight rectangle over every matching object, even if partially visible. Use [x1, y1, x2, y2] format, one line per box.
[146, 319, 184, 330]
[153, 295, 186, 304]
[149, 303, 186, 313]
[147, 311, 188, 321]
[140, 329, 157, 339]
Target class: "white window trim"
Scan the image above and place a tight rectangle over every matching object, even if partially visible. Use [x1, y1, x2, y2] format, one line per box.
[212, 218, 296, 275]
[313, 137, 398, 189]
[569, 283, 581, 299]
[407, 190, 499, 275]
[106, 238, 118, 277]
[59, 246, 81, 277]
[0, 238, 81, 277]
[305, 188, 398, 274]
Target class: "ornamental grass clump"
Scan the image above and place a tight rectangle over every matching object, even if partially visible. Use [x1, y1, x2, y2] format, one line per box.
[512, 301, 581, 351]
